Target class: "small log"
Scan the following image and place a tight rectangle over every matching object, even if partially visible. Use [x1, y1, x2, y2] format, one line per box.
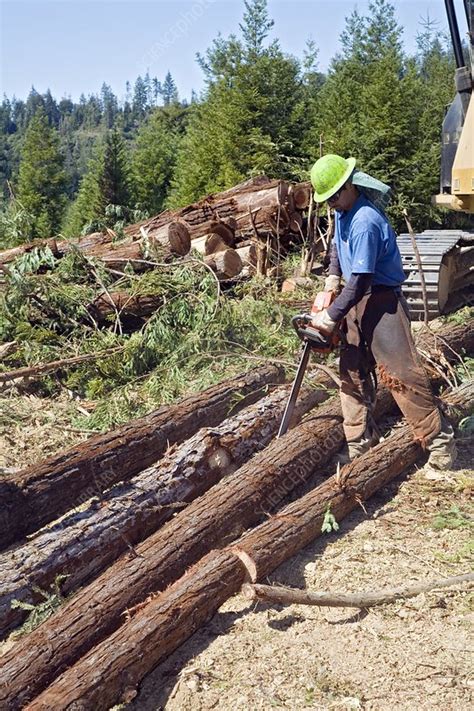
[243, 573, 474, 609]
[147, 220, 191, 256]
[0, 238, 60, 265]
[0, 382, 328, 635]
[22, 383, 473, 711]
[207, 219, 235, 246]
[87, 292, 162, 322]
[281, 276, 314, 293]
[0, 365, 284, 551]
[204, 248, 242, 279]
[236, 244, 257, 267]
[205, 232, 231, 255]
[291, 182, 312, 210]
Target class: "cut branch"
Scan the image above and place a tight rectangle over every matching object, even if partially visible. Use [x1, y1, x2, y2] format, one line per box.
[242, 573, 474, 609]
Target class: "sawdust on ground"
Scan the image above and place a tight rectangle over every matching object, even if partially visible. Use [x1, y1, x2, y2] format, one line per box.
[127, 438, 473, 711]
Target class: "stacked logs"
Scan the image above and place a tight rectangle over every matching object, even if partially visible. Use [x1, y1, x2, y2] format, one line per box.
[0, 318, 472, 709]
[0, 178, 314, 282]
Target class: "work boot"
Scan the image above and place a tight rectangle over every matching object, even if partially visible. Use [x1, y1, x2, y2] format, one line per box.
[337, 426, 380, 465]
[426, 417, 457, 471]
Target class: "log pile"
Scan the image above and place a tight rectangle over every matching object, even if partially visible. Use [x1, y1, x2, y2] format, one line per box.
[0, 177, 316, 281]
[0, 318, 471, 709]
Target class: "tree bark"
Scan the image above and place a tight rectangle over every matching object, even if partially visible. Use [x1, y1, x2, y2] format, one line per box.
[204, 248, 243, 278]
[242, 573, 474, 609]
[236, 244, 257, 267]
[21, 382, 473, 711]
[0, 382, 329, 636]
[0, 365, 284, 551]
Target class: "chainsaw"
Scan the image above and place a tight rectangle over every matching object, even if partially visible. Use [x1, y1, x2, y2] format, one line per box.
[277, 291, 341, 438]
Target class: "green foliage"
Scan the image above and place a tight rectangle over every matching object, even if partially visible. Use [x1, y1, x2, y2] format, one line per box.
[0, 197, 35, 249]
[16, 109, 67, 238]
[432, 505, 473, 531]
[169, 0, 307, 206]
[132, 107, 185, 214]
[321, 505, 340, 534]
[10, 575, 68, 636]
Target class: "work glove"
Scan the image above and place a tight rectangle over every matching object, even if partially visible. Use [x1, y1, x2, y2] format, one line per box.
[324, 274, 342, 295]
[311, 308, 337, 334]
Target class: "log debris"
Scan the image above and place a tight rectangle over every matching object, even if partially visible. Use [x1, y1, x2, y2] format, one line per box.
[0, 365, 284, 550]
[21, 382, 473, 711]
[242, 573, 474, 609]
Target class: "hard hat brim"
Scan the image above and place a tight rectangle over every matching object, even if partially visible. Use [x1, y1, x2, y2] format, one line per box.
[313, 156, 357, 203]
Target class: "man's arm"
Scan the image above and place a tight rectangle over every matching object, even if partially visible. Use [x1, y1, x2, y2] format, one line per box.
[326, 272, 373, 321]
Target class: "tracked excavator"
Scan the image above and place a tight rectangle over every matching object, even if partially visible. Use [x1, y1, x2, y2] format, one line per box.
[397, 0, 474, 319]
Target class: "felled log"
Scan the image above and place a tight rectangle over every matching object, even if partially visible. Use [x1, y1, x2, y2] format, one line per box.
[0, 365, 284, 551]
[21, 382, 473, 711]
[236, 244, 257, 267]
[124, 179, 294, 243]
[290, 182, 312, 210]
[0, 237, 60, 265]
[0, 389, 388, 702]
[0, 382, 329, 636]
[204, 248, 242, 278]
[1, 319, 470, 698]
[87, 292, 162, 322]
[243, 573, 474, 609]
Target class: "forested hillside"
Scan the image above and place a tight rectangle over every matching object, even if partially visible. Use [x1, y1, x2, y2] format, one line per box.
[0, 0, 464, 248]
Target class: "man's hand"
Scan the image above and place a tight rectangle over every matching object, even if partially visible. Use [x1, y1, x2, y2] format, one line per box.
[311, 309, 337, 334]
[324, 275, 342, 295]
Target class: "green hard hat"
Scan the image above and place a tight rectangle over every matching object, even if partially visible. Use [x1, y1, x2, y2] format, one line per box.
[310, 154, 356, 203]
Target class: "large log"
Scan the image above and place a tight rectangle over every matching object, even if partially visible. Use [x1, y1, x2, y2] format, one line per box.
[0, 365, 284, 551]
[0, 382, 328, 636]
[22, 382, 473, 711]
[124, 179, 294, 242]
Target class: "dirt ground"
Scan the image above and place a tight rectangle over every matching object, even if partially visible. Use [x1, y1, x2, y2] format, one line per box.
[126, 437, 473, 711]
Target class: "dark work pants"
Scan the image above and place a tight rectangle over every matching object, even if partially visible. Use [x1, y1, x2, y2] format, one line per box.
[339, 288, 442, 446]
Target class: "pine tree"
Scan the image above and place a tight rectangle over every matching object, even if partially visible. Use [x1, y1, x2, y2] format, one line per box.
[170, 0, 305, 206]
[99, 127, 132, 209]
[132, 107, 184, 214]
[161, 72, 179, 106]
[16, 108, 67, 238]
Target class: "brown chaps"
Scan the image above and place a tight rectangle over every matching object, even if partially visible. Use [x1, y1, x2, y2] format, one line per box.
[339, 288, 441, 445]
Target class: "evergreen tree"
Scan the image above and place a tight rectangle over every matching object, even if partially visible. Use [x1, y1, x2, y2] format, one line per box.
[132, 107, 185, 214]
[161, 72, 179, 106]
[16, 108, 67, 238]
[99, 127, 132, 209]
[170, 0, 305, 206]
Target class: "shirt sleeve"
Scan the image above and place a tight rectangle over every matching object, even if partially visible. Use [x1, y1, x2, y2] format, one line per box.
[349, 227, 381, 274]
[327, 273, 373, 321]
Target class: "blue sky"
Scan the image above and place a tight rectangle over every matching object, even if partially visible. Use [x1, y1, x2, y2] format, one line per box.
[0, 0, 468, 103]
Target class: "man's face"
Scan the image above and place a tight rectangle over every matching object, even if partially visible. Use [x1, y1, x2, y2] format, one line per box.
[327, 182, 354, 212]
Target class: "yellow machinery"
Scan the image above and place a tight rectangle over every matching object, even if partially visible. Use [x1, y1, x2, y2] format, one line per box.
[398, 0, 473, 318]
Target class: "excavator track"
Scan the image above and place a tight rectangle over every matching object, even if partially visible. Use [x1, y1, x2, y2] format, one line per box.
[397, 230, 474, 320]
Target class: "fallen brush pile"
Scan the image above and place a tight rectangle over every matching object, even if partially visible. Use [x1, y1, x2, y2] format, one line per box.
[0, 317, 472, 709]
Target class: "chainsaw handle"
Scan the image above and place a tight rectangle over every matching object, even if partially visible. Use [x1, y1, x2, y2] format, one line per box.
[291, 313, 312, 333]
